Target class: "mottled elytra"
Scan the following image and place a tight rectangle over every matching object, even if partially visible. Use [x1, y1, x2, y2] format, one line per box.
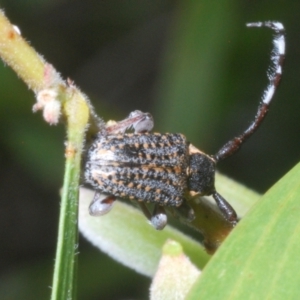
[85, 21, 285, 230]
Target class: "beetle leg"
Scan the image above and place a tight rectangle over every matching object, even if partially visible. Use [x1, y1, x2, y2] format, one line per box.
[137, 202, 152, 220]
[151, 204, 168, 230]
[89, 192, 116, 216]
[138, 202, 168, 230]
[212, 191, 238, 225]
[106, 110, 154, 135]
[129, 110, 154, 133]
[172, 202, 195, 223]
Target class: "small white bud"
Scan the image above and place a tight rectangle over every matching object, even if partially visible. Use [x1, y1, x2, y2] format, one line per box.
[43, 100, 61, 125]
[33, 88, 61, 125]
[150, 240, 201, 300]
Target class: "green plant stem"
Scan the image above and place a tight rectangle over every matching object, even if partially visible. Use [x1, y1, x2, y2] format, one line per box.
[50, 89, 89, 300]
[0, 10, 90, 300]
[0, 10, 62, 90]
[51, 155, 80, 300]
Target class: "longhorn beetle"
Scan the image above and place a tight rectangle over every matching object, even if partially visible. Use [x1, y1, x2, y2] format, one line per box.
[85, 21, 285, 230]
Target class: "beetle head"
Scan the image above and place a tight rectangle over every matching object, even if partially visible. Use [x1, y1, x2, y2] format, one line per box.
[188, 151, 216, 196]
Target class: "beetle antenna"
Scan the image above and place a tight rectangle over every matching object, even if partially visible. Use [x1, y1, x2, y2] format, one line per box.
[213, 21, 285, 162]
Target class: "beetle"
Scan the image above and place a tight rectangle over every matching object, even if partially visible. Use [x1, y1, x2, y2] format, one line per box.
[85, 21, 285, 230]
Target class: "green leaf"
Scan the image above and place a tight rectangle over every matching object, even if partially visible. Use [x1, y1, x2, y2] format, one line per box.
[78, 172, 259, 276]
[187, 162, 300, 300]
[79, 188, 210, 276]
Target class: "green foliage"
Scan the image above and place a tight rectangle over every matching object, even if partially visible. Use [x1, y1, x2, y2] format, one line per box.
[79, 164, 300, 299]
[187, 162, 300, 300]
[0, 1, 300, 300]
[79, 188, 210, 276]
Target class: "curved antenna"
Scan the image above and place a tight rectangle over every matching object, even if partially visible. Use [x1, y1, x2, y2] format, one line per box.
[214, 21, 285, 162]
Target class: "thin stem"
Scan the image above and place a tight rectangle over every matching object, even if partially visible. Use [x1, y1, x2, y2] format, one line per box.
[0, 10, 62, 91]
[51, 153, 80, 300]
[0, 10, 90, 300]
[51, 88, 90, 300]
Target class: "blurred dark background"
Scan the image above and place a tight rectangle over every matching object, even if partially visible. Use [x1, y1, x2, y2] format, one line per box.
[0, 1, 299, 299]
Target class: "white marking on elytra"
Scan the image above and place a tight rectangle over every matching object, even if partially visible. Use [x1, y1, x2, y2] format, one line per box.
[95, 149, 116, 161]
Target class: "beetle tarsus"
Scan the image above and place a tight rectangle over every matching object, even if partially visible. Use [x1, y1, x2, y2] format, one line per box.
[106, 110, 154, 134]
[138, 202, 168, 230]
[151, 204, 168, 230]
[89, 193, 116, 216]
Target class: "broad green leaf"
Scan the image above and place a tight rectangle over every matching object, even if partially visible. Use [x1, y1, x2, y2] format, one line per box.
[78, 172, 259, 276]
[79, 188, 209, 276]
[187, 162, 300, 300]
